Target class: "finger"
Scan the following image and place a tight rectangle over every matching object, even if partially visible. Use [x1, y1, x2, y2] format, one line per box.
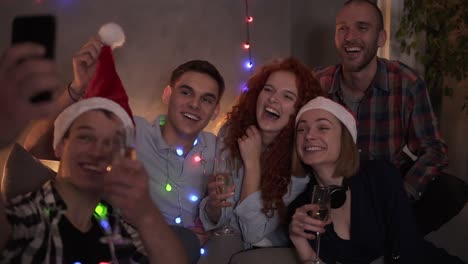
[1, 43, 45, 70]
[220, 201, 234, 207]
[303, 222, 326, 234]
[13, 59, 57, 87]
[245, 125, 257, 137]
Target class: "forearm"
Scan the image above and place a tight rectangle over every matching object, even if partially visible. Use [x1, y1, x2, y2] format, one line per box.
[240, 162, 261, 201]
[404, 80, 449, 197]
[23, 82, 79, 159]
[235, 191, 280, 243]
[136, 208, 189, 264]
[291, 238, 315, 263]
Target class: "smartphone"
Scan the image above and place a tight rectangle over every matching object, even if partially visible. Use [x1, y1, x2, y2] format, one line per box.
[11, 15, 56, 59]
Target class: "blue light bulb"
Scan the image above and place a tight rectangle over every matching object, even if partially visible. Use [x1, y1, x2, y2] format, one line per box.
[200, 248, 205, 255]
[193, 138, 198, 146]
[174, 216, 182, 224]
[190, 195, 199, 202]
[176, 148, 184, 156]
[99, 219, 111, 232]
[244, 60, 253, 69]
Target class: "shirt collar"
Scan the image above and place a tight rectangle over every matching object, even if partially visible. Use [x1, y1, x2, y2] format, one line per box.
[151, 115, 208, 153]
[329, 57, 391, 96]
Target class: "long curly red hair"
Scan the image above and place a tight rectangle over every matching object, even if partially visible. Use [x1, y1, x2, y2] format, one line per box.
[224, 57, 323, 221]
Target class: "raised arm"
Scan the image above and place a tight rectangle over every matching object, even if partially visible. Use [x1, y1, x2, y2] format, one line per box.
[0, 42, 62, 250]
[23, 37, 103, 159]
[0, 43, 61, 150]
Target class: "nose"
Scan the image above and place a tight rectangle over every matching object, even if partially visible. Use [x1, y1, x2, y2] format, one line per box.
[189, 97, 201, 110]
[344, 28, 357, 42]
[268, 92, 279, 104]
[304, 129, 316, 141]
[89, 140, 114, 161]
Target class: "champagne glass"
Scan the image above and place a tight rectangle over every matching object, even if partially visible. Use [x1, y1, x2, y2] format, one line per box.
[100, 126, 136, 258]
[310, 185, 330, 264]
[214, 157, 236, 236]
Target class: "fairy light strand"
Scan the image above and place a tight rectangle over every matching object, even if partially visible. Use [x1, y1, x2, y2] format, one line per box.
[243, 0, 254, 73]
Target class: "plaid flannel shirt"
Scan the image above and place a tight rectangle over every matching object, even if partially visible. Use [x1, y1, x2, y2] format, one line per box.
[0, 181, 143, 263]
[314, 57, 448, 199]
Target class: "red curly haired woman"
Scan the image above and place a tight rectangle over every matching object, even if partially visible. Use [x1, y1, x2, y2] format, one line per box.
[198, 57, 323, 250]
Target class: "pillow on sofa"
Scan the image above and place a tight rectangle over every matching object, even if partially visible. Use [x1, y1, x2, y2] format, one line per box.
[1, 143, 55, 200]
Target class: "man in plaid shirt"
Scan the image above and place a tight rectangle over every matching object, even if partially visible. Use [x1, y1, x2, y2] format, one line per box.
[314, 0, 458, 235]
[0, 98, 188, 263]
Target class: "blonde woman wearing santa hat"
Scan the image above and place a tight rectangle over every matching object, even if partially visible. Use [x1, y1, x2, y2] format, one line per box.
[0, 97, 188, 263]
[288, 96, 430, 264]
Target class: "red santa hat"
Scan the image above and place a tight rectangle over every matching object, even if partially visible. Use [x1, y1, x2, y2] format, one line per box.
[84, 23, 134, 125]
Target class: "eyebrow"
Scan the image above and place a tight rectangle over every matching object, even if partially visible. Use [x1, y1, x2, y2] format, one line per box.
[316, 118, 334, 126]
[357, 21, 372, 27]
[264, 84, 298, 97]
[179, 84, 218, 101]
[75, 125, 94, 131]
[297, 117, 333, 125]
[336, 21, 372, 27]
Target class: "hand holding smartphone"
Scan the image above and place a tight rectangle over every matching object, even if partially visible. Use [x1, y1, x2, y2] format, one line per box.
[12, 15, 56, 59]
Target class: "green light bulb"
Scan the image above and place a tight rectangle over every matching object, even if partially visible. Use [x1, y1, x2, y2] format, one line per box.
[94, 203, 108, 219]
[165, 183, 172, 192]
[159, 115, 166, 126]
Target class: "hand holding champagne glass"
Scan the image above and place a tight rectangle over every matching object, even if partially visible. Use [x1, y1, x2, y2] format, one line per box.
[310, 185, 330, 264]
[100, 125, 136, 263]
[213, 157, 236, 236]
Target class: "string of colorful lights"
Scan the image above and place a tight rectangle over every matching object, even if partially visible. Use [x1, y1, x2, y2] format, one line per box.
[242, 0, 254, 72]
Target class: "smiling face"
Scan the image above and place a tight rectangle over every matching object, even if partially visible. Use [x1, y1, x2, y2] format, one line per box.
[335, 1, 386, 72]
[164, 71, 220, 144]
[255, 70, 298, 142]
[295, 109, 343, 174]
[55, 110, 123, 193]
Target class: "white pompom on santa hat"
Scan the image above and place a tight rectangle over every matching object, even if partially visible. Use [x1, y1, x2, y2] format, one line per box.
[53, 23, 135, 150]
[98, 22, 126, 48]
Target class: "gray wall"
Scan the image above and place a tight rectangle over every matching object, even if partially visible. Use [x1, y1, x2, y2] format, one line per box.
[291, 0, 345, 69]
[0, 0, 292, 133]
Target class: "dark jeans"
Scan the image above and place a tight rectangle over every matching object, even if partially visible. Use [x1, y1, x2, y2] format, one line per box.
[411, 172, 468, 236]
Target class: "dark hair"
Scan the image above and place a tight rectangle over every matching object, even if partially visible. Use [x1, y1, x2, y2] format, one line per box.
[169, 60, 225, 101]
[344, 0, 384, 31]
[224, 57, 323, 221]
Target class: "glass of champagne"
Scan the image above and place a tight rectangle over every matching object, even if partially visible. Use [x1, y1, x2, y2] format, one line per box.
[310, 185, 330, 264]
[214, 157, 236, 236]
[100, 126, 136, 257]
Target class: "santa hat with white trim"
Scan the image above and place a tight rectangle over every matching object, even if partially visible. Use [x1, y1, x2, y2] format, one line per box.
[296, 96, 357, 143]
[53, 23, 135, 150]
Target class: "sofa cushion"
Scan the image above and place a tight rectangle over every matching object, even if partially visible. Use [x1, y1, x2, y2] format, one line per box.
[1, 143, 55, 200]
[229, 247, 299, 264]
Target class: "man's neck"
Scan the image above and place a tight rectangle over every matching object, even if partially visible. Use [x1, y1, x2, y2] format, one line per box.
[54, 179, 100, 232]
[160, 122, 198, 154]
[341, 57, 379, 97]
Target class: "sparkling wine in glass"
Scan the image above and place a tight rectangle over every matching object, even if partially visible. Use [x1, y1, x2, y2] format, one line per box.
[214, 157, 236, 236]
[100, 125, 136, 260]
[310, 185, 330, 264]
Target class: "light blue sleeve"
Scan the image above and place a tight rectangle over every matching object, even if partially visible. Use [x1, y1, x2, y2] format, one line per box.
[233, 175, 309, 244]
[198, 124, 236, 231]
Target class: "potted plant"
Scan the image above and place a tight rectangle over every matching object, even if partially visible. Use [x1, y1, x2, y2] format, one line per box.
[395, 0, 467, 115]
